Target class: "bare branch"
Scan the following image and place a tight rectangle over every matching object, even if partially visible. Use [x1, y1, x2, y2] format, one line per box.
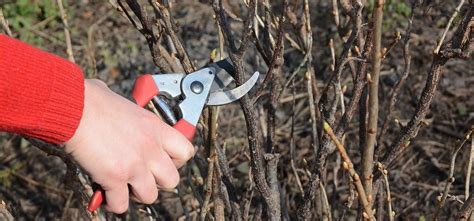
[434, 128, 473, 220]
[298, 2, 368, 219]
[213, 1, 282, 219]
[0, 9, 13, 37]
[434, 0, 466, 54]
[290, 79, 304, 196]
[113, 0, 177, 72]
[377, 3, 416, 154]
[323, 122, 375, 220]
[458, 195, 474, 221]
[377, 163, 394, 221]
[149, 1, 196, 73]
[466, 128, 474, 200]
[200, 157, 215, 220]
[362, 0, 384, 206]
[56, 0, 75, 63]
[380, 4, 473, 168]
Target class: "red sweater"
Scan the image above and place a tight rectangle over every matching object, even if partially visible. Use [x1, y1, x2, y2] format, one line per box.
[0, 35, 84, 144]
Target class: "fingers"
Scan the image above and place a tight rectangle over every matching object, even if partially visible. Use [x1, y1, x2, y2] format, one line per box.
[129, 171, 159, 204]
[104, 184, 129, 214]
[157, 121, 196, 168]
[150, 150, 181, 189]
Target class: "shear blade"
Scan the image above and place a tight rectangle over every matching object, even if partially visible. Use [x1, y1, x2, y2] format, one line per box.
[208, 58, 236, 93]
[206, 71, 260, 106]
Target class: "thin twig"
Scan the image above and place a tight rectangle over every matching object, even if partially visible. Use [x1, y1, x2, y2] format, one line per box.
[319, 181, 332, 221]
[376, 163, 394, 221]
[376, 184, 385, 221]
[323, 121, 375, 220]
[466, 128, 474, 200]
[332, 0, 340, 27]
[61, 191, 74, 220]
[434, 0, 466, 54]
[329, 38, 349, 117]
[307, 71, 318, 155]
[10, 171, 68, 195]
[338, 174, 357, 221]
[329, 38, 336, 73]
[56, 0, 75, 63]
[149, 1, 195, 73]
[0, 9, 13, 37]
[380, 3, 473, 169]
[200, 158, 215, 221]
[253, 0, 287, 101]
[277, 52, 309, 101]
[301, 0, 320, 170]
[113, 0, 176, 72]
[434, 128, 473, 220]
[377, 3, 416, 153]
[86, 10, 113, 78]
[212, 164, 225, 220]
[215, 143, 242, 220]
[290, 79, 304, 196]
[381, 32, 401, 59]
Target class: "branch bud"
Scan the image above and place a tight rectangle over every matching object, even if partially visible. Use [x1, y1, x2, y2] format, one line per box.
[343, 161, 350, 170]
[353, 173, 360, 181]
[362, 212, 369, 219]
[367, 73, 372, 83]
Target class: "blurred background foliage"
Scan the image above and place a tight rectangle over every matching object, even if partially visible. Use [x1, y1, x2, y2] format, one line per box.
[2, 0, 61, 46]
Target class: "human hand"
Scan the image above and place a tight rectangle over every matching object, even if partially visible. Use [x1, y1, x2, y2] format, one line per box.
[64, 79, 195, 213]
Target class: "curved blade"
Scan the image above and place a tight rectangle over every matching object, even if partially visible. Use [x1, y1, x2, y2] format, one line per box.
[206, 72, 260, 106]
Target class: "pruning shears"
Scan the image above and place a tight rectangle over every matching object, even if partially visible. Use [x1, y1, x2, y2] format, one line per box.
[87, 58, 259, 212]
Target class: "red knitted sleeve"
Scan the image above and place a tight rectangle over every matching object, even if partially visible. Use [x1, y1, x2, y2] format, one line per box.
[0, 34, 84, 144]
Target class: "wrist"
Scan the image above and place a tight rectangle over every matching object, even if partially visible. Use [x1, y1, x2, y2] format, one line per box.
[65, 79, 94, 152]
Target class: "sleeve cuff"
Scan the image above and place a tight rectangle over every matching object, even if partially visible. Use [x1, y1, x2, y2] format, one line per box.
[26, 63, 85, 144]
[0, 34, 85, 144]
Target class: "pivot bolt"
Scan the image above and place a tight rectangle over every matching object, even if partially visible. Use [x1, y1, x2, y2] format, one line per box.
[190, 81, 204, 94]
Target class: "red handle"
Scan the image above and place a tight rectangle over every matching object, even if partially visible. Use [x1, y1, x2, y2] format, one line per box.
[88, 188, 104, 212]
[132, 74, 159, 107]
[173, 119, 196, 141]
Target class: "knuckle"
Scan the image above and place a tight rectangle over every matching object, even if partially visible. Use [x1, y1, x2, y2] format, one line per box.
[137, 133, 153, 148]
[105, 160, 131, 182]
[143, 113, 162, 129]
